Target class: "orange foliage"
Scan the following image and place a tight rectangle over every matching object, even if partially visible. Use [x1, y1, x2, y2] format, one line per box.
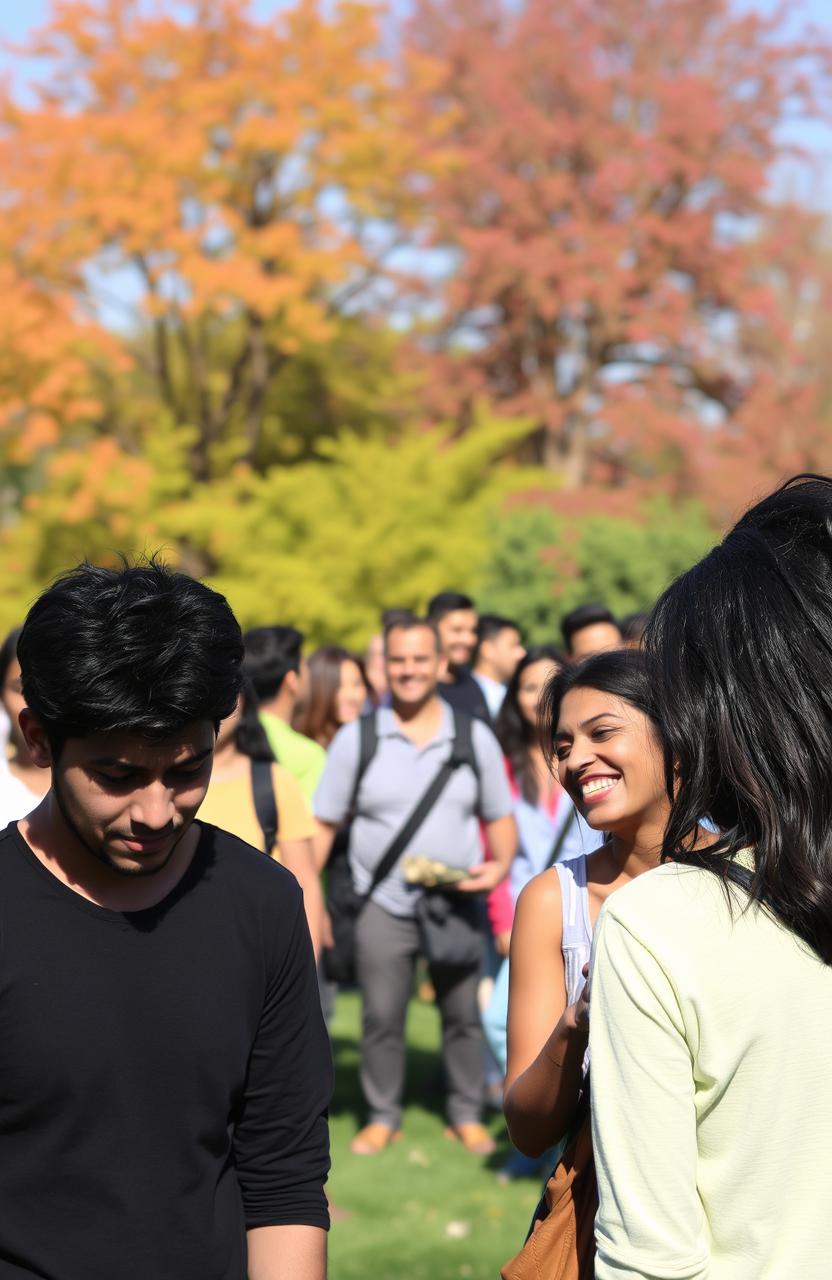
[1, 0, 451, 477]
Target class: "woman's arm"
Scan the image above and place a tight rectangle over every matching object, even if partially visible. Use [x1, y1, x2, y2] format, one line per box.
[503, 871, 587, 1157]
[590, 905, 708, 1280]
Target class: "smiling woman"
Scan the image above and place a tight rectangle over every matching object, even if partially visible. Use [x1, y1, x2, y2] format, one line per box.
[502, 649, 677, 1274]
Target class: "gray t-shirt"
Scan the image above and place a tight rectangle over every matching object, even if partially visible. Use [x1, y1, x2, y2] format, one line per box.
[313, 702, 513, 918]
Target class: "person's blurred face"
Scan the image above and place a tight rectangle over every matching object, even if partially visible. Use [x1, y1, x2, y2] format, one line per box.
[1, 656, 25, 751]
[335, 658, 367, 726]
[21, 713, 215, 878]
[437, 609, 478, 668]
[517, 658, 559, 731]
[292, 656, 310, 705]
[554, 686, 666, 836]
[483, 627, 526, 684]
[568, 622, 622, 660]
[385, 625, 441, 707]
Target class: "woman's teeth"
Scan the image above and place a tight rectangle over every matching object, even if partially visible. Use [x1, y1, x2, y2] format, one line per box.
[582, 777, 619, 796]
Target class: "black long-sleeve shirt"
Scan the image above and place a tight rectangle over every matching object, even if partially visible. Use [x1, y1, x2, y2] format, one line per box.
[0, 821, 332, 1279]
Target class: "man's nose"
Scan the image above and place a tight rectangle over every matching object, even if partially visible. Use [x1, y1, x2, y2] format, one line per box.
[129, 784, 176, 831]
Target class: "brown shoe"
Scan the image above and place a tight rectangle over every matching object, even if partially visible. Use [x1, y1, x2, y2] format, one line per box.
[350, 1123, 404, 1155]
[443, 1122, 496, 1156]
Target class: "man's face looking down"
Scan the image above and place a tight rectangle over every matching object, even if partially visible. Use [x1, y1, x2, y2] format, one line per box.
[21, 711, 216, 878]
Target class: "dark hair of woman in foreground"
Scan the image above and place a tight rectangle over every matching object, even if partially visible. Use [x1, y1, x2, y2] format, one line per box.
[646, 472, 832, 963]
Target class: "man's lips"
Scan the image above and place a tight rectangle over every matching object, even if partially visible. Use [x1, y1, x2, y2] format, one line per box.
[117, 833, 175, 855]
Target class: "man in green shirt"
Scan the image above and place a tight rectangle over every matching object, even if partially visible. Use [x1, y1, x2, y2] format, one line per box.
[243, 627, 326, 803]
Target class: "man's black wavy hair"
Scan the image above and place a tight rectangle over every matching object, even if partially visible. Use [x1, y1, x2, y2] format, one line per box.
[18, 558, 243, 754]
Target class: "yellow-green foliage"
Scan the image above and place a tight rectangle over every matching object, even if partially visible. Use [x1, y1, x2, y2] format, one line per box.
[0, 409, 543, 646]
[176, 409, 542, 646]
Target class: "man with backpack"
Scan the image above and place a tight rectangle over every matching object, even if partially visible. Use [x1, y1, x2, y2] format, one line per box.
[314, 616, 517, 1156]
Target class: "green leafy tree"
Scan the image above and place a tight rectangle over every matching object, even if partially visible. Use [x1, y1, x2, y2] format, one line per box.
[0, 409, 538, 646]
[477, 500, 715, 643]
[181, 409, 538, 646]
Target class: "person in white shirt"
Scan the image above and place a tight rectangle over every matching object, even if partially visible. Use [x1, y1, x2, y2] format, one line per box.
[590, 474, 832, 1280]
[0, 628, 48, 827]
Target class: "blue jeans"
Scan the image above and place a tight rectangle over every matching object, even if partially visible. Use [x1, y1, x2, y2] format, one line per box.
[482, 956, 510, 1075]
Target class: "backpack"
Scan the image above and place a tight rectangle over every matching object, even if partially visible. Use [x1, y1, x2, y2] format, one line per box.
[322, 709, 480, 984]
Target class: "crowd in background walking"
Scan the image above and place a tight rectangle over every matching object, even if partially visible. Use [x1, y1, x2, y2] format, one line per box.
[5, 476, 832, 1280]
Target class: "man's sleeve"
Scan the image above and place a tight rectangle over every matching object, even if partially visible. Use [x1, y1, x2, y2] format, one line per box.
[233, 884, 333, 1230]
[471, 720, 514, 821]
[312, 722, 359, 825]
[590, 904, 710, 1280]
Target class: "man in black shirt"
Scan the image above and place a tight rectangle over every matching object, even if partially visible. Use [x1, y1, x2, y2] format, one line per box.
[427, 590, 491, 723]
[3, 559, 332, 1280]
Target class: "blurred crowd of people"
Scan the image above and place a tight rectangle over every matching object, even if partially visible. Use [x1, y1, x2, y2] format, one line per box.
[1, 585, 653, 1196]
[4, 476, 832, 1280]
[0, 588, 646, 1171]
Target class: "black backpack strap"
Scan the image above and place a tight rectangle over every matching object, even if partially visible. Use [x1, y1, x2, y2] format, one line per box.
[250, 759, 279, 855]
[547, 806, 578, 869]
[449, 710, 482, 812]
[350, 711, 378, 814]
[359, 715, 471, 904]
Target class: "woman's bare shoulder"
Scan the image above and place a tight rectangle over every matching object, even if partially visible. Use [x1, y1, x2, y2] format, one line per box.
[514, 866, 564, 945]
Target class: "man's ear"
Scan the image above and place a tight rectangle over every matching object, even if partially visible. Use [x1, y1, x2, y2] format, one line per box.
[19, 708, 54, 769]
[284, 669, 298, 698]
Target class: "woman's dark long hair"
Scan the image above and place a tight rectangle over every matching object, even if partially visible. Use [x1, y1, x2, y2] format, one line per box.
[645, 473, 832, 963]
[293, 645, 371, 747]
[496, 645, 566, 804]
[539, 648, 661, 774]
[235, 679, 274, 764]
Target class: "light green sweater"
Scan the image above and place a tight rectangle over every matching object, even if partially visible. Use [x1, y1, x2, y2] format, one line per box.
[590, 860, 832, 1279]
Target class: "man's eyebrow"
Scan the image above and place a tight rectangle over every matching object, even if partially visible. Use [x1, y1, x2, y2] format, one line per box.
[88, 746, 214, 768]
[555, 711, 623, 740]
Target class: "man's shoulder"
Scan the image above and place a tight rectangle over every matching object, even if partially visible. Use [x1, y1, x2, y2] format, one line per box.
[0, 821, 23, 868]
[196, 822, 302, 904]
[261, 714, 326, 764]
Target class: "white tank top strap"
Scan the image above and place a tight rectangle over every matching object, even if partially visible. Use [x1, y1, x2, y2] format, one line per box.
[555, 854, 593, 1009]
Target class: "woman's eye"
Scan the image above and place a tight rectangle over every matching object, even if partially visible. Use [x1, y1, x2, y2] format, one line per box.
[592, 727, 615, 740]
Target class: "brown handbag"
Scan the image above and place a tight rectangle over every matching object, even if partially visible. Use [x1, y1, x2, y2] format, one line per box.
[500, 1100, 597, 1280]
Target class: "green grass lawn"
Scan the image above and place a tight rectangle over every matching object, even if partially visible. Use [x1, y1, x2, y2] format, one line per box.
[327, 989, 543, 1280]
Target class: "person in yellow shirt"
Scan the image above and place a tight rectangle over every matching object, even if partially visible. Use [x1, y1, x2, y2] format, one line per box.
[199, 684, 326, 956]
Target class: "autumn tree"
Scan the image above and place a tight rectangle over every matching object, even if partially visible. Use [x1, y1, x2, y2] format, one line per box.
[405, 0, 832, 509]
[0, 0, 450, 478]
